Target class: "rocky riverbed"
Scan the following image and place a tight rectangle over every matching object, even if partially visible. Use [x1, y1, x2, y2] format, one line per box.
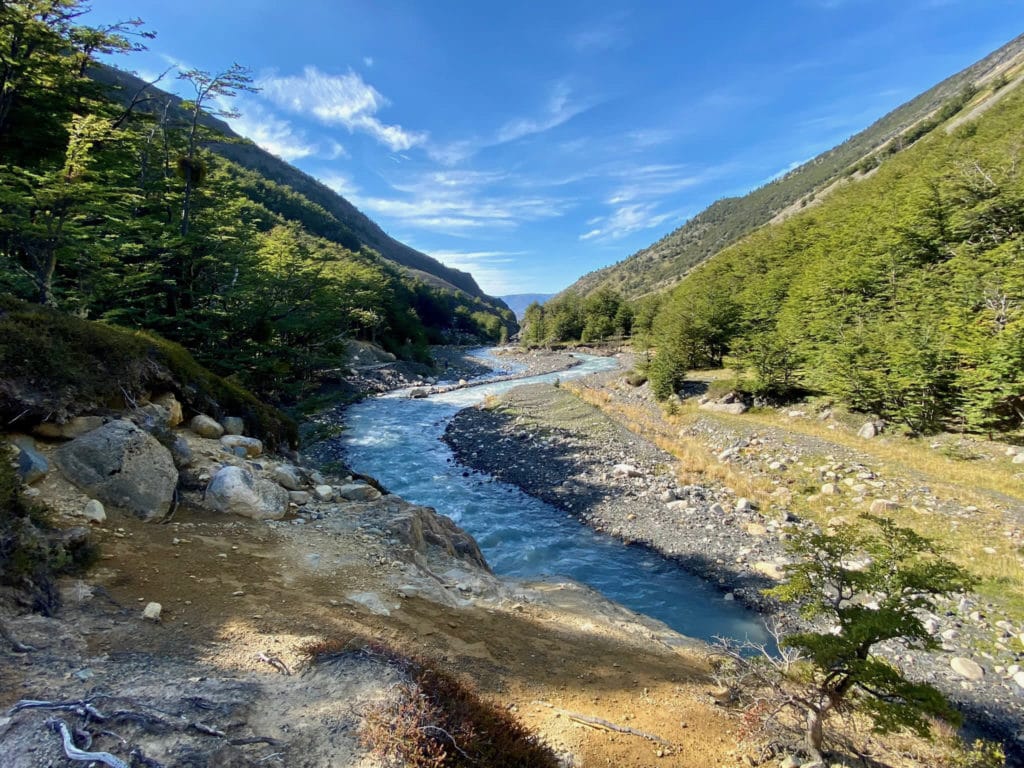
[443, 377, 1024, 763]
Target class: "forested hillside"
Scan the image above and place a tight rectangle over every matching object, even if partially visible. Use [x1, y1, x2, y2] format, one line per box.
[0, 3, 514, 403]
[646, 70, 1024, 435]
[565, 33, 1024, 301]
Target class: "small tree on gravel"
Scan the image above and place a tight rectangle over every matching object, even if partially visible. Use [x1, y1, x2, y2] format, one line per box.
[715, 514, 975, 762]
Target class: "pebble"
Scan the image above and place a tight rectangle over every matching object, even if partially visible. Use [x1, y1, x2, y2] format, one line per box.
[82, 499, 106, 523]
[142, 602, 162, 622]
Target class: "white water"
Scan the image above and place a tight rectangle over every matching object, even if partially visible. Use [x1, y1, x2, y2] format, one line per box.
[342, 352, 768, 645]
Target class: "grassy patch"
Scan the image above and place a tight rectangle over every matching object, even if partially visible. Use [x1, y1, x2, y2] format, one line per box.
[0, 296, 296, 448]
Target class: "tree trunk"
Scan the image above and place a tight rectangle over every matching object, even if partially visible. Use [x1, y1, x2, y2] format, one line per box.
[805, 708, 825, 762]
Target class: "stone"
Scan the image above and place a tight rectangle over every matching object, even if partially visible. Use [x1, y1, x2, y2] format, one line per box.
[170, 436, 193, 468]
[54, 420, 177, 520]
[189, 414, 224, 439]
[820, 483, 838, 495]
[950, 657, 985, 681]
[869, 499, 900, 514]
[152, 393, 183, 427]
[11, 436, 49, 485]
[142, 602, 162, 622]
[458, 379, 468, 387]
[220, 435, 263, 457]
[709, 502, 726, 515]
[699, 401, 748, 415]
[1012, 671, 1024, 690]
[272, 464, 304, 491]
[612, 463, 644, 478]
[754, 561, 786, 580]
[744, 522, 768, 536]
[313, 484, 335, 502]
[780, 757, 801, 768]
[335, 483, 383, 502]
[1013, 453, 1024, 465]
[735, 497, 755, 513]
[409, 388, 429, 399]
[131, 403, 172, 430]
[857, 421, 877, 439]
[33, 415, 104, 440]
[288, 491, 310, 505]
[222, 416, 245, 435]
[82, 499, 106, 524]
[205, 466, 289, 520]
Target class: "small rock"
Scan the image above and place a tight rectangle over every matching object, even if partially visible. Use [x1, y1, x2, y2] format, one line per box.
[152, 393, 183, 427]
[142, 602, 162, 622]
[82, 499, 106, 524]
[744, 523, 768, 536]
[857, 421, 877, 439]
[288, 491, 310, 505]
[869, 499, 900, 514]
[1013, 453, 1024, 465]
[170, 436, 193, 468]
[611, 463, 644, 478]
[709, 502, 726, 515]
[189, 414, 224, 439]
[780, 757, 800, 768]
[335, 483, 383, 502]
[409, 388, 429, 399]
[272, 464, 304, 490]
[1012, 671, 1024, 690]
[313, 484, 335, 502]
[220, 435, 263, 457]
[820, 483, 838, 495]
[222, 416, 245, 435]
[12, 437, 49, 485]
[753, 561, 786, 580]
[950, 657, 985, 681]
[735, 497, 755, 513]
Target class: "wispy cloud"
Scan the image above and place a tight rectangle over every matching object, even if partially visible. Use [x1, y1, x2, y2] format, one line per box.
[569, 13, 630, 53]
[579, 202, 675, 242]
[260, 66, 426, 151]
[428, 249, 536, 294]
[496, 80, 587, 143]
[228, 104, 318, 161]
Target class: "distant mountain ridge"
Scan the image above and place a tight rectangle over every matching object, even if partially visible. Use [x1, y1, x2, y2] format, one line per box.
[500, 293, 556, 320]
[562, 33, 1024, 300]
[90, 65, 509, 312]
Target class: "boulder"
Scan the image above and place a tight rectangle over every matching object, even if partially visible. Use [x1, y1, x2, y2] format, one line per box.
[82, 499, 106, 524]
[169, 436, 193, 468]
[54, 420, 177, 520]
[10, 435, 48, 485]
[950, 657, 985, 681]
[869, 499, 900, 514]
[131, 403, 173, 430]
[220, 435, 263, 457]
[335, 483, 382, 502]
[271, 464, 304, 491]
[222, 416, 245, 436]
[857, 421, 878, 439]
[409, 388, 429, 399]
[33, 415, 104, 440]
[189, 414, 224, 439]
[385, 505, 489, 570]
[699, 401, 748, 415]
[152, 393, 183, 427]
[820, 483, 838, 495]
[288, 491, 310, 505]
[205, 466, 288, 520]
[313, 484, 334, 502]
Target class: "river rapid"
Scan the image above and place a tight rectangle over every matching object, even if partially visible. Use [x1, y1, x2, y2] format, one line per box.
[342, 351, 769, 645]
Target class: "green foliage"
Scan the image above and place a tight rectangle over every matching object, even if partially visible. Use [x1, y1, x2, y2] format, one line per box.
[765, 515, 974, 756]
[642, 81, 1024, 431]
[519, 288, 635, 347]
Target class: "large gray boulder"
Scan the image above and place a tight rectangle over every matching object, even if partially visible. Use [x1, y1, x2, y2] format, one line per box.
[54, 420, 177, 520]
[205, 466, 288, 520]
[10, 434, 49, 485]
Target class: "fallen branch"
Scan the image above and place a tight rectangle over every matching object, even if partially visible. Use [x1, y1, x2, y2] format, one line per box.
[47, 718, 129, 768]
[0, 619, 36, 652]
[10, 698, 107, 721]
[257, 652, 292, 676]
[553, 708, 671, 745]
[229, 736, 285, 747]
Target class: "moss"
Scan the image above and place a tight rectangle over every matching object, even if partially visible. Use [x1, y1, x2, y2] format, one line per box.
[0, 296, 296, 448]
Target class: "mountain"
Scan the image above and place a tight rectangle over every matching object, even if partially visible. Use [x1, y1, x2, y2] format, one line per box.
[500, 293, 556, 320]
[562, 33, 1024, 301]
[89, 65, 510, 313]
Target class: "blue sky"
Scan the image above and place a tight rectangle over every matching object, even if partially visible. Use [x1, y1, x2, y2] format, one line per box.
[92, 1, 1024, 295]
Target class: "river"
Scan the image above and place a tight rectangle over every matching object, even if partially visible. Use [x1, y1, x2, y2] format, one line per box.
[342, 351, 769, 645]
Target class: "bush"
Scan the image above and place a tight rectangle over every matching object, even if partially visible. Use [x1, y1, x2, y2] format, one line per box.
[625, 370, 648, 387]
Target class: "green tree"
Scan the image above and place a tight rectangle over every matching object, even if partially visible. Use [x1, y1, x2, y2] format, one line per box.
[720, 515, 974, 761]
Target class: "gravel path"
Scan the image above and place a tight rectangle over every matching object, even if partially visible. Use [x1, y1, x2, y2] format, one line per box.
[443, 376, 1024, 763]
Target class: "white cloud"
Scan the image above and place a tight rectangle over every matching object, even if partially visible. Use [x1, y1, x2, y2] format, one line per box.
[569, 13, 630, 53]
[228, 104, 318, 161]
[260, 66, 426, 151]
[496, 80, 586, 143]
[320, 173, 360, 199]
[579, 203, 674, 242]
[428, 249, 535, 294]
[363, 56, 374, 68]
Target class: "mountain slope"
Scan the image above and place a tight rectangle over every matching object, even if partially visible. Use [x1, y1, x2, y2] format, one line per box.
[500, 293, 556, 320]
[90, 65, 507, 310]
[564, 33, 1024, 300]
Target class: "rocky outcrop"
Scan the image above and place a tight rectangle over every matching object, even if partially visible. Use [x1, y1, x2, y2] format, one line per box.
[383, 505, 490, 571]
[205, 465, 288, 520]
[54, 419, 177, 520]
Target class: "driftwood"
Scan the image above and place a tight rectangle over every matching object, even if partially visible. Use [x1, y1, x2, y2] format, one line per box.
[46, 718, 130, 768]
[257, 652, 293, 676]
[10, 698, 107, 721]
[553, 708, 671, 745]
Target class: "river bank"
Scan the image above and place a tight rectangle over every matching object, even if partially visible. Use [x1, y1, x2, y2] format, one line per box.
[442, 366, 1024, 763]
